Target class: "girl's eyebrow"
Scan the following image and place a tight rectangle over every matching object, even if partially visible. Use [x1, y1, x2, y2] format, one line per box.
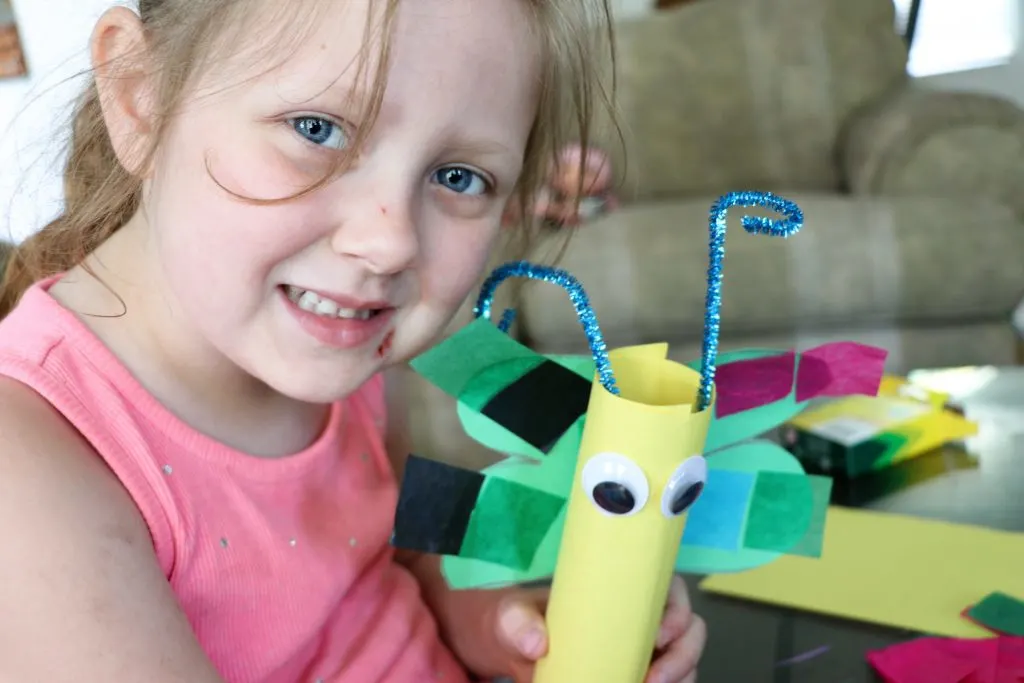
[446, 140, 514, 158]
[277, 79, 387, 114]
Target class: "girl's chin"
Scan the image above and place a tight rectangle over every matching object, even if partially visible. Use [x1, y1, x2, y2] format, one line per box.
[249, 354, 383, 404]
[272, 376, 378, 405]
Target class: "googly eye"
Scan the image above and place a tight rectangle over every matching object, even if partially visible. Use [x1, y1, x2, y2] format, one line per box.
[661, 456, 708, 518]
[580, 452, 649, 517]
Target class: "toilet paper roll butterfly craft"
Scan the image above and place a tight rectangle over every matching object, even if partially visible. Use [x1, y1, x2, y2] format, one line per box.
[390, 191, 889, 683]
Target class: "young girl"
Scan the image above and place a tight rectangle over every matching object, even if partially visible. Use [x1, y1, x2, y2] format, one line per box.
[0, 1, 706, 682]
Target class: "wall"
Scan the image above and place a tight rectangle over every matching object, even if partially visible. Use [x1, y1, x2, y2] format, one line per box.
[0, 0, 113, 243]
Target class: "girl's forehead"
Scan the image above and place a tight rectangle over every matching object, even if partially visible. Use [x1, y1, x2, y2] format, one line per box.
[201, 0, 538, 105]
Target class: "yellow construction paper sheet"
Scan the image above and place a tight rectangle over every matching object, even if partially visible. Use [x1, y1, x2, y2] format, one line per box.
[700, 506, 1024, 638]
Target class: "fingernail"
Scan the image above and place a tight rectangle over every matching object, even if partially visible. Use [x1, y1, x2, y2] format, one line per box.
[499, 604, 531, 635]
[519, 627, 546, 657]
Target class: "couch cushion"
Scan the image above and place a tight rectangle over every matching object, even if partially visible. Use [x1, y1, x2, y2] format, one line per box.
[518, 193, 1024, 349]
[602, 0, 908, 201]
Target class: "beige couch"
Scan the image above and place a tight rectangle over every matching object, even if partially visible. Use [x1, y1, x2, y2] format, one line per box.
[406, 0, 1024, 467]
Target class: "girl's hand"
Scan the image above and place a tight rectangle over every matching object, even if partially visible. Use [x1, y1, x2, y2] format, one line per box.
[451, 574, 706, 683]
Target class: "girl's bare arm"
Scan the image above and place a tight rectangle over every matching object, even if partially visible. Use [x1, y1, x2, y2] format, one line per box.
[0, 378, 226, 683]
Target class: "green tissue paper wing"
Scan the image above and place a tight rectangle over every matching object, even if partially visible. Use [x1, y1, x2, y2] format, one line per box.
[459, 476, 566, 571]
[455, 354, 594, 459]
[675, 440, 812, 575]
[443, 509, 567, 590]
[441, 419, 585, 589]
[410, 318, 542, 400]
[441, 354, 591, 588]
[685, 349, 810, 453]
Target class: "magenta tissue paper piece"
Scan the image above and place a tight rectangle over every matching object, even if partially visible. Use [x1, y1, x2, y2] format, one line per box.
[795, 341, 887, 403]
[866, 636, 1024, 683]
[714, 351, 796, 418]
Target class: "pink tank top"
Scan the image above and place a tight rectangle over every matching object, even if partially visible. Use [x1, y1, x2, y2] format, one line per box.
[0, 278, 470, 683]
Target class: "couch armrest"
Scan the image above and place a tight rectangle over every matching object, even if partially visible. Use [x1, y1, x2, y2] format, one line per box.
[840, 88, 1024, 217]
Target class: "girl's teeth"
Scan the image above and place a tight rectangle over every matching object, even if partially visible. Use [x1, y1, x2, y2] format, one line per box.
[298, 291, 320, 312]
[315, 298, 338, 316]
[289, 287, 375, 320]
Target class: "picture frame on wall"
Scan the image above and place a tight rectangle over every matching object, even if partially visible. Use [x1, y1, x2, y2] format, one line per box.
[1, 0, 28, 79]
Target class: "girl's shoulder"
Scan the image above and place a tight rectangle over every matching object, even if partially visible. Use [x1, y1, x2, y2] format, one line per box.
[0, 376, 226, 682]
[0, 375, 156, 562]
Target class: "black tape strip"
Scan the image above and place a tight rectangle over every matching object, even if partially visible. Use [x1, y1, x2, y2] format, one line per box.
[480, 359, 591, 453]
[391, 455, 484, 556]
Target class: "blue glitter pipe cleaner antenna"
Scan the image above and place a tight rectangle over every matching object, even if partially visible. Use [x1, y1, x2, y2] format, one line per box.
[474, 261, 620, 396]
[698, 192, 804, 412]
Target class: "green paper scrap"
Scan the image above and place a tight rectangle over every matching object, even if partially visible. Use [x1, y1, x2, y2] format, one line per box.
[686, 349, 811, 453]
[967, 591, 1024, 636]
[459, 475, 566, 571]
[675, 440, 806, 575]
[742, 471, 831, 557]
[410, 318, 541, 400]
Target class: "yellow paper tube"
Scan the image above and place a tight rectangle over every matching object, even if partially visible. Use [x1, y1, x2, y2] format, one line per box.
[533, 344, 714, 683]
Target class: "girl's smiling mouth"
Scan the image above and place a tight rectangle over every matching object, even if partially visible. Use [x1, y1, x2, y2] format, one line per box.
[280, 285, 395, 349]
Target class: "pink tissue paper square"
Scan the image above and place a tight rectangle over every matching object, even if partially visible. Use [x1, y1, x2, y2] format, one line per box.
[795, 341, 887, 402]
[867, 635, 1024, 683]
[714, 351, 796, 418]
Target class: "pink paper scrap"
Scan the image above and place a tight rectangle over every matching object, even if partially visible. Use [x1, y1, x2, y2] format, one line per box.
[714, 351, 796, 418]
[795, 341, 887, 402]
[866, 635, 1024, 683]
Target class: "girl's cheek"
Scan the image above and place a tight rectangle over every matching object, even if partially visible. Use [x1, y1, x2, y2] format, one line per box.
[204, 131, 336, 200]
[432, 191, 494, 223]
[419, 221, 495, 294]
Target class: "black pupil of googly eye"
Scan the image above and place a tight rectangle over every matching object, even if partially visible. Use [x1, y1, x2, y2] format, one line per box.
[592, 481, 636, 515]
[670, 481, 705, 515]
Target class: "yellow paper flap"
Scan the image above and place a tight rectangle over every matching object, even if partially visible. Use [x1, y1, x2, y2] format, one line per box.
[611, 342, 670, 364]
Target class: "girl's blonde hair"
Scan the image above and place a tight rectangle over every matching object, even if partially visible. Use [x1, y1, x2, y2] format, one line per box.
[0, 0, 617, 318]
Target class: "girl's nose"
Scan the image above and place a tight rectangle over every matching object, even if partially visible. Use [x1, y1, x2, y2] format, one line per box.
[330, 198, 419, 276]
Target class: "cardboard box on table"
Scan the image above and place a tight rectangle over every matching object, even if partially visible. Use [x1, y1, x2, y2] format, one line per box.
[782, 376, 977, 478]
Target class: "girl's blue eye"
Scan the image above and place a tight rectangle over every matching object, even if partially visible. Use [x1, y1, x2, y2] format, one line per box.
[433, 166, 488, 196]
[291, 117, 347, 150]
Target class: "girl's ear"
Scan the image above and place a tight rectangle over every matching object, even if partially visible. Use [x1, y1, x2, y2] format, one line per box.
[90, 7, 158, 177]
